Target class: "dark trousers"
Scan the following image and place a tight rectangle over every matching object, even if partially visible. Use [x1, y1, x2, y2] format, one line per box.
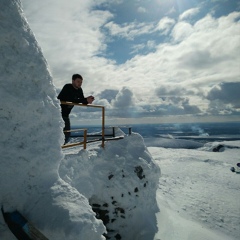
[63, 116, 70, 144]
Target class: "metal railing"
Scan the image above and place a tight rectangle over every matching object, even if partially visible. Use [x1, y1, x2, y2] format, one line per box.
[61, 128, 87, 149]
[60, 101, 105, 148]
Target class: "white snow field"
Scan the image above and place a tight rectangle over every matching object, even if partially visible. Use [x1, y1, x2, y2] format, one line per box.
[150, 140, 240, 240]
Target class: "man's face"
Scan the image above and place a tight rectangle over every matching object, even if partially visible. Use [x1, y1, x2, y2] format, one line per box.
[72, 78, 83, 89]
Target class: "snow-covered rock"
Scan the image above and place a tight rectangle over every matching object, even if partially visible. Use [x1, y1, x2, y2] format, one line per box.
[59, 129, 160, 239]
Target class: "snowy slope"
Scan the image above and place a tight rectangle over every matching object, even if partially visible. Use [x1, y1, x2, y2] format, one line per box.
[149, 140, 240, 240]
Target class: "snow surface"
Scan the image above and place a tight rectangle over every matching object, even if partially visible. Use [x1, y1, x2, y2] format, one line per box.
[1, 1, 239, 240]
[150, 140, 240, 240]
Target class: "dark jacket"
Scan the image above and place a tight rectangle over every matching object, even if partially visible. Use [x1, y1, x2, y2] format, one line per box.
[57, 84, 88, 117]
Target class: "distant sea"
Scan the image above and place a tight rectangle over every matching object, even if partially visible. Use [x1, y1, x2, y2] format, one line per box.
[71, 121, 240, 143]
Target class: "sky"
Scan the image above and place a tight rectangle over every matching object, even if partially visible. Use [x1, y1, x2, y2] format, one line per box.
[21, 0, 240, 125]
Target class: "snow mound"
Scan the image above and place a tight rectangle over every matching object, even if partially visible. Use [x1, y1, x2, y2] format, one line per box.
[59, 129, 160, 240]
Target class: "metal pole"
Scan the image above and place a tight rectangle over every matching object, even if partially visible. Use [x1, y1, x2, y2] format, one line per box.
[102, 107, 105, 148]
[83, 129, 87, 149]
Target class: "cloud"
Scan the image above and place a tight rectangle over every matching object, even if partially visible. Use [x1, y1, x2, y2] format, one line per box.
[179, 8, 200, 21]
[21, 0, 240, 122]
[137, 7, 147, 13]
[154, 85, 201, 115]
[155, 85, 195, 99]
[156, 17, 176, 35]
[130, 40, 156, 54]
[171, 21, 194, 42]
[97, 89, 119, 103]
[21, 0, 113, 86]
[104, 21, 155, 40]
[112, 87, 135, 108]
[207, 82, 240, 109]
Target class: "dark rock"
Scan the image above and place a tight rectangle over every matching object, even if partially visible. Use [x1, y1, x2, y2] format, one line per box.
[115, 207, 125, 214]
[92, 203, 101, 208]
[108, 174, 114, 180]
[93, 208, 109, 225]
[115, 233, 122, 239]
[134, 166, 145, 179]
[212, 144, 224, 152]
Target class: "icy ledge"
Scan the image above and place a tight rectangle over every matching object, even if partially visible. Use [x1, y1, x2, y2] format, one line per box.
[59, 128, 161, 240]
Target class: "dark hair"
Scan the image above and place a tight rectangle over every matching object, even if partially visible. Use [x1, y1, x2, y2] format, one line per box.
[72, 74, 83, 81]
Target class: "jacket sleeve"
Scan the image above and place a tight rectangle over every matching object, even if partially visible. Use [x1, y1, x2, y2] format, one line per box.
[58, 85, 88, 104]
[76, 88, 88, 104]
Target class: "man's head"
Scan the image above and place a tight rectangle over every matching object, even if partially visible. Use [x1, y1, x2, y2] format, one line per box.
[72, 74, 83, 89]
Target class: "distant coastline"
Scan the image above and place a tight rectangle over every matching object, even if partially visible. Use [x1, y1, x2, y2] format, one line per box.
[71, 122, 240, 142]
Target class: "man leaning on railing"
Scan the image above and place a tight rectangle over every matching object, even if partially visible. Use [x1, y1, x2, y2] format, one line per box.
[57, 74, 94, 144]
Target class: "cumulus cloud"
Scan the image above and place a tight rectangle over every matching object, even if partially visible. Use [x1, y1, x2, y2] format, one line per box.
[155, 85, 195, 99]
[207, 82, 240, 109]
[112, 87, 135, 108]
[97, 89, 119, 103]
[155, 85, 201, 115]
[171, 21, 194, 42]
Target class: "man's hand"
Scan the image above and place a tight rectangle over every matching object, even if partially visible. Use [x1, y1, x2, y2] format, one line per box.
[87, 96, 95, 104]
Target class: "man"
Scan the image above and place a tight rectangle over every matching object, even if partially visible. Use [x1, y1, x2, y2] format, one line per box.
[57, 74, 94, 144]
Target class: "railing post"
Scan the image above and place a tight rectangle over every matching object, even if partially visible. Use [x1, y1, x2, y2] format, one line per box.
[102, 106, 105, 148]
[83, 129, 87, 149]
[129, 127, 132, 135]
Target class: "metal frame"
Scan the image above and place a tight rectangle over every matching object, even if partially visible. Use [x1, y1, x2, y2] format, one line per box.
[60, 101, 105, 148]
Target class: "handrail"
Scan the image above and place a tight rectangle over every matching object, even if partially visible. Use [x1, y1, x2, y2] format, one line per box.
[62, 128, 87, 149]
[60, 101, 105, 148]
